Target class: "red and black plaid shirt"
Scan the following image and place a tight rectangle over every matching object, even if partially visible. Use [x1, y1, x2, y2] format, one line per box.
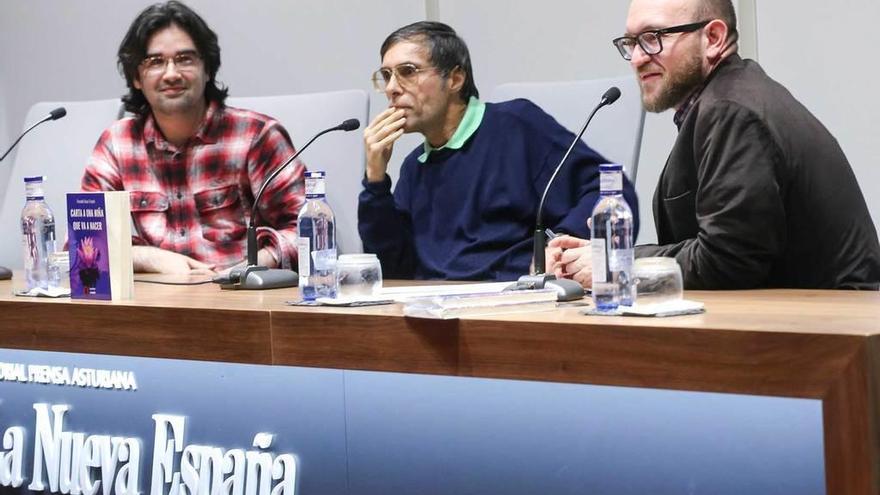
[82, 101, 306, 270]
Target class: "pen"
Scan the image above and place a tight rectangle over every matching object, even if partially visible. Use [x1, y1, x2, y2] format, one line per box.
[545, 228, 560, 240]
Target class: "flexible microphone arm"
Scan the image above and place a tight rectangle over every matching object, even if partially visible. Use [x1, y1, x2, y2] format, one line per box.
[532, 87, 621, 275]
[0, 107, 67, 162]
[245, 118, 360, 266]
[0, 106, 66, 281]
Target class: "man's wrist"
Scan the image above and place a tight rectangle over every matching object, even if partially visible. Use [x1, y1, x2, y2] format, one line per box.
[365, 167, 386, 183]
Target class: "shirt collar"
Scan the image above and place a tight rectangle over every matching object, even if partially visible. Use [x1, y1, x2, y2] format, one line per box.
[672, 54, 740, 129]
[418, 96, 486, 163]
[672, 82, 707, 130]
[143, 100, 221, 150]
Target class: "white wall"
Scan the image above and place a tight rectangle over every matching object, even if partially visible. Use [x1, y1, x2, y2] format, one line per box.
[756, 0, 880, 232]
[0, 0, 426, 165]
[1, 0, 877, 245]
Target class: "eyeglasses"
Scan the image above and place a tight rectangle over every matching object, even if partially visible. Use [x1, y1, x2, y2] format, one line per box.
[139, 50, 202, 76]
[612, 20, 710, 60]
[371, 63, 435, 92]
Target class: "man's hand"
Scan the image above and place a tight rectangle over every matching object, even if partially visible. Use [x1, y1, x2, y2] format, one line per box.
[132, 246, 216, 275]
[214, 247, 280, 278]
[547, 235, 593, 288]
[363, 107, 406, 182]
[256, 247, 279, 268]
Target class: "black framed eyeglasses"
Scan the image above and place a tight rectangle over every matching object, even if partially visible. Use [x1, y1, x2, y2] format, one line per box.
[612, 20, 710, 60]
[371, 63, 435, 92]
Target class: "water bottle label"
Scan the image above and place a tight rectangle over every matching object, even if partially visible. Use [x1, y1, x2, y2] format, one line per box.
[609, 248, 633, 272]
[296, 237, 311, 275]
[24, 179, 45, 200]
[591, 239, 607, 283]
[312, 248, 337, 271]
[305, 173, 326, 197]
[599, 171, 623, 193]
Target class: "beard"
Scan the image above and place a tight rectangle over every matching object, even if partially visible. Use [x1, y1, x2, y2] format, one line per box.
[152, 88, 202, 115]
[640, 49, 705, 113]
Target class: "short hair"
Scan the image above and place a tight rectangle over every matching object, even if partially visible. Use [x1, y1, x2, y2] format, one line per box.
[695, 0, 738, 37]
[380, 21, 479, 103]
[117, 1, 227, 116]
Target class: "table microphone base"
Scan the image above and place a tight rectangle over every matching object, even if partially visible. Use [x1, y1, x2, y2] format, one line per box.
[508, 274, 585, 302]
[220, 265, 298, 290]
[0, 266, 10, 280]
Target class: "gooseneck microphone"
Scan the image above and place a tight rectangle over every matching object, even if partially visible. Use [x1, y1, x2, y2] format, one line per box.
[509, 87, 621, 301]
[220, 118, 361, 290]
[0, 107, 67, 281]
[0, 107, 67, 162]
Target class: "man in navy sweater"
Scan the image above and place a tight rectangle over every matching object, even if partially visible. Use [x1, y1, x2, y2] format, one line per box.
[359, 21, 638, 281]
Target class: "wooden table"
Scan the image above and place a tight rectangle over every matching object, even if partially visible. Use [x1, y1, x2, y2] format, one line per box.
[0, 279, 877, 494]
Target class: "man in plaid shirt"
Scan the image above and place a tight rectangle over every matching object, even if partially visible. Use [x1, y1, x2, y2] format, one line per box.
[82, 1, 304, 275]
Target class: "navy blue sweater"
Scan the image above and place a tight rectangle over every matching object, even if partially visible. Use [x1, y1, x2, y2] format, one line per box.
[358, 99, 639, 281]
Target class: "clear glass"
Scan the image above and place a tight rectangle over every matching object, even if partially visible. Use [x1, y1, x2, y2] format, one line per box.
[47, 250, 70, 290]
[337, 254, 382, 297]
[634, 257, 683, 305]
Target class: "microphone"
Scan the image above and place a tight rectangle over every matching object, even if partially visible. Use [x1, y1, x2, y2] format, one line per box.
[336, 118, 360, 131]
[220, 118, 361, 290]
[0, 107, 67, 281]
[509, 86, 621, 301]
[0, 107, 67, 162]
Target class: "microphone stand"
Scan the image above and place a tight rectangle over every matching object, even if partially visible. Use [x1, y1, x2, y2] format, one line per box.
[0, 107, 67, 280]
[220, 119, 359, 290]
[509, 88, 621, 301]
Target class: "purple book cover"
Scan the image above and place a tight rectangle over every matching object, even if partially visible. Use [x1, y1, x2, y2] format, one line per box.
[67, 193, 112, 300]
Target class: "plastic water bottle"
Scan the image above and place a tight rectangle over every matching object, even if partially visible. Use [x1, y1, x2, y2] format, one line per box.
[21, 176, 57, 291]
[297, 171, 337, 300]
[591, 164, 634, 312]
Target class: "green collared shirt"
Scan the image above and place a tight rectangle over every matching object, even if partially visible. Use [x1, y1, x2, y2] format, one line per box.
[418, 96, 486, 163]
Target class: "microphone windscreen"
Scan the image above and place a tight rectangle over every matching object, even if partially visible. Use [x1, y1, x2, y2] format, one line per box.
[601, 87, 621, 105]
[49, 107, 67, 120]
[339, 118, 360, 131]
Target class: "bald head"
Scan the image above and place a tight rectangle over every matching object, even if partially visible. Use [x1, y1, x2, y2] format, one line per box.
[624, 0, 738, 113]
[627, 0, 737, 34]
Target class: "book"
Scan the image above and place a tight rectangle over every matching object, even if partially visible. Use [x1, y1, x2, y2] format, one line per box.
[66, 192, 134, 300]
[377, 282, 514, 302]
[403, 289, 558, 319]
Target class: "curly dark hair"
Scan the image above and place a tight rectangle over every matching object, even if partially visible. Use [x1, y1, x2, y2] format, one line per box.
[380, 21, 479, 103]
[117, 1, 227, 116]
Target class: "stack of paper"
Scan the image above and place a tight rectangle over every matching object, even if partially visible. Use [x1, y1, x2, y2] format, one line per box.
[403, 289, 558, 319]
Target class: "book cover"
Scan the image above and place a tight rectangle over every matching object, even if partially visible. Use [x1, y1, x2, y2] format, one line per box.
[66, 192, 133, 300]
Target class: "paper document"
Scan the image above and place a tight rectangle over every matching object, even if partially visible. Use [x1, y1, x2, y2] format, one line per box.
[403, 289, 558, 319]
[377, 282, 513, 302]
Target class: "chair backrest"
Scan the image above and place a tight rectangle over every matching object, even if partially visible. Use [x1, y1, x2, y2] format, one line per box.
[0, 99, 123, 269]
[489, 75, 645, 181]
[227, 90, 369, 255]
